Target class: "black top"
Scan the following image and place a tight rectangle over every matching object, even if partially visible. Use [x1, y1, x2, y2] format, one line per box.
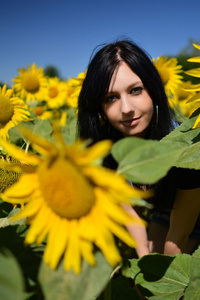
[153, 167, 200, 211]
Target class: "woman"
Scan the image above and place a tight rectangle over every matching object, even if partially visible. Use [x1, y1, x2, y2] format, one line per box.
[77, 39, 200, 256]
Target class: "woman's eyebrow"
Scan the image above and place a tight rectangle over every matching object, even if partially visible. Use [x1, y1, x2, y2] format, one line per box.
[108, 81, 143, 93]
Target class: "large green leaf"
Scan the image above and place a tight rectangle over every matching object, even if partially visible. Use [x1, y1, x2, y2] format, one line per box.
[0, 248, 25, 300]
[184, 246, 200, 299]
[39, 251, 113, 300]
[122, 253, 191, 300]
[111, 137, 183, 184]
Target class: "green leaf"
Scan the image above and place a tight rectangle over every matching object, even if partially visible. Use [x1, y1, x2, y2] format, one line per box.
[162, 108, 200, 145]
[9, 119, 52, 145]
[98, 275, 140, 300]
[0, 223, 43, 296]
[0, 208, 26, 229]
[122, 254, 191, 300]
[174, 141, 200, 169]
[39, 251, 113, 300]
[62, 117, 78, 144]
[0, 248, 25, 300]
[184, 246, 200, 299]
[111, 137, 183, 184]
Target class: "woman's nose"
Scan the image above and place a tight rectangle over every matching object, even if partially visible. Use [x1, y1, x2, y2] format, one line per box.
[121, 96, 133, 114]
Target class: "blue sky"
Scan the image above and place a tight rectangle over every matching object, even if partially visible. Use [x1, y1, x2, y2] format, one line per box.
[1, 0, 200, 86]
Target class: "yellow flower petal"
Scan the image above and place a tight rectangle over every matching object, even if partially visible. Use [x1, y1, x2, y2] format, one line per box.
[0, 138, 41, 165]
[1, 173, 38, 203]
[193, 115, 200, 129]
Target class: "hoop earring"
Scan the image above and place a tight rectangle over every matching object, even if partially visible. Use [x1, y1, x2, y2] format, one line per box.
[156, 105, 158, 124]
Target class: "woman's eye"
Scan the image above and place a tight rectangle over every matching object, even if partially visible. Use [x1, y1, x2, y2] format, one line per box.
[131, 87, 143, 95]
[104, 95, 117, 102]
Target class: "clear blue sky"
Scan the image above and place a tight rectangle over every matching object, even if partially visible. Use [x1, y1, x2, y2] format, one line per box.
[1, 0, 200, 86]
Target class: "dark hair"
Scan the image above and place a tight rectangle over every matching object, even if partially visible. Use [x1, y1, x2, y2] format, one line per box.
[78, 39, 174, 144]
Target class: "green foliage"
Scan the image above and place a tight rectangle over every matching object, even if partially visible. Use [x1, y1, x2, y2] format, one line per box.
[163, 108, 200, 169]
[38, 251, 113, 300]
[112, 137, 183, 184]
[0, 101, 200, 298]
[122, 253, 191, 299]
[44, 65, 61, 79]
[184, 247, 200, 299]
[8, 117, 52, 147]
[0, 248, 25, 300]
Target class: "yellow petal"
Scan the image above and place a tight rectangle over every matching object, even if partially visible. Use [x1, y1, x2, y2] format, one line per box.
[79, 239, 95, 266]
[0, 139, 41, 165]
[184, 68, 200, 78]
[44, 217, 69, 269]
[1, 173, 38, 203]
[187, 57, 200, 63]
[193, 44, 200, 50]
[26, 203, 51, 244]
[10, 194, 43, 222]
[183, 83, 200, 92]
[187, 93, 200, 103]
[64, 220, 82, 274]
[193, 115, 200, 129]
[73, 140, 112, 166]
[95, 226, 121, 267]
[105, 217, 137, 247]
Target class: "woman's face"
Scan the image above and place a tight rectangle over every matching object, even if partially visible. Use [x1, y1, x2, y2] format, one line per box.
[102, 61, 154, 138]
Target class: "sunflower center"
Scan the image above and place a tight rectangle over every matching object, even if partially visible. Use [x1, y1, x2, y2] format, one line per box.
[38, 157, 95, 219]
[159, 68, 170, 85]
[0, 96, 14, 126]
[22, 74, 40, 93]
[48, 87, 58, 99]
[34, 106, 44, 116]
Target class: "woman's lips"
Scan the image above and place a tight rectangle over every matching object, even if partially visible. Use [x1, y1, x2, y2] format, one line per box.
[121, 117, 141, 127]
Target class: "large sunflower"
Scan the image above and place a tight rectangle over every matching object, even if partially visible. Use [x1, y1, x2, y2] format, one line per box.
[0, 129, 146, 274]
[0, 84, 31, 140]
[153, 56, 183, 97]
[184, 44, 200, 128]
[12, 63, 47, 103]
[43, 77, 67, 109]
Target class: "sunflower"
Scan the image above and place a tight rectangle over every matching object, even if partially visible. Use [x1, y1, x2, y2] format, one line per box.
[30, 105, 53, 121]
[0, 129, 146, 274]
[43, 77, 67, 109]
[0, 84, 31, 140]
[173, 81, 198, 117]
[12, 63, 47, 103]
[153, 56, 183, 97]
[183, 44, 200, 128]
[65, 71, 86, 108]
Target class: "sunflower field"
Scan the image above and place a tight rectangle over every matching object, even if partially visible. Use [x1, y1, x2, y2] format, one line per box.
[0, 43, 200, 300]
